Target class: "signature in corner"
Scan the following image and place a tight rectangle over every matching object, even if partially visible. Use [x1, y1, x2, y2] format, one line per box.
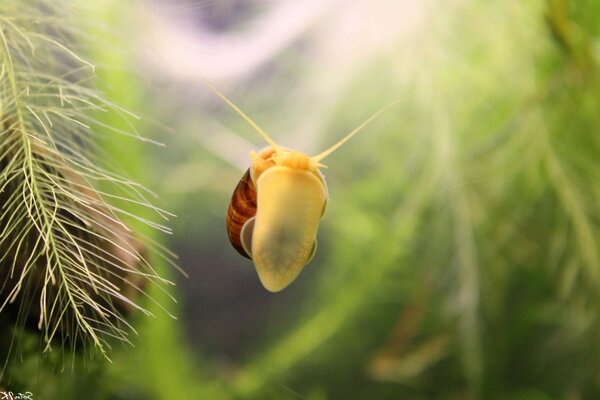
[0, 392, 33, 400]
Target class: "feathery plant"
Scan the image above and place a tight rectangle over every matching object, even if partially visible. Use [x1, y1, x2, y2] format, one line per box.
[0, 0, 172, 366]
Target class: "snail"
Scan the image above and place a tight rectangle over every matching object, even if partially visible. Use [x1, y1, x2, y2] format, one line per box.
[205, 81, 396, 292]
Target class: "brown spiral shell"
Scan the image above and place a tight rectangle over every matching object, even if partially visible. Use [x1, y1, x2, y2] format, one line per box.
[226, 169, 257, 258]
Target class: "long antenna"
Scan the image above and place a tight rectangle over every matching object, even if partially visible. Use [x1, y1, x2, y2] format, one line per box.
[312, 100, 400, 162]
[203, 79, 283, 154]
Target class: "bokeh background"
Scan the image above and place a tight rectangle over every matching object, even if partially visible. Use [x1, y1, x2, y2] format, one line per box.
[4, 0, 600, 399]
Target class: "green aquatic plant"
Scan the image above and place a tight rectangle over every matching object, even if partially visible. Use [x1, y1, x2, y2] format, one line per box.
[153, 1, 600, 399]
[1, 0, 594, 399]
[0, 0, 172, 368]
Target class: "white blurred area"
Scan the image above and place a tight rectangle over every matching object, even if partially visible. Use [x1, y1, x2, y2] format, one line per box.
[138, 0, 425, 86]
[130, 0, 427, 189]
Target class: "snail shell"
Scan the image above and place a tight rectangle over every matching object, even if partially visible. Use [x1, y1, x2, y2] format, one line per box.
[226, 147, 278, 259]
[226, 168, 256, 259]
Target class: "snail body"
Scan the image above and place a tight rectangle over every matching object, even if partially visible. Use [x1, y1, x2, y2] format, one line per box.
[227, 147, 326, 291]
[208, 81, 395, 292]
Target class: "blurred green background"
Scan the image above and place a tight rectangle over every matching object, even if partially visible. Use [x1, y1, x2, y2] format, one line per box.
[5, 0, 600, 399]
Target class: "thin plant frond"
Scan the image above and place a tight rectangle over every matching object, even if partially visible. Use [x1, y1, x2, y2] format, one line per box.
[0, 0, 173, 363]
